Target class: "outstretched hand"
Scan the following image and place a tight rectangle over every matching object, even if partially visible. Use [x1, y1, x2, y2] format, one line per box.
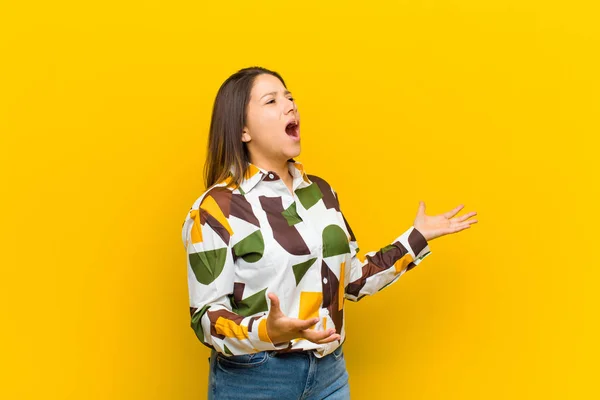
[266, 293, 341, 345]
[413, 201, 478, 242]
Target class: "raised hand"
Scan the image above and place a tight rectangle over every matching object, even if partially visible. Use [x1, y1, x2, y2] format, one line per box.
[266, 293, 341, 345]
[413, 201, 478, 242]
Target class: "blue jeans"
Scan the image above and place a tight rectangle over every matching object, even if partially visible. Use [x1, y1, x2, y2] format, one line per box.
[207, 345, 350, 399]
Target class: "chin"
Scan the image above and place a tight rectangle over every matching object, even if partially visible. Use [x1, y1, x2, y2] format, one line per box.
[285, 148, 301, 160]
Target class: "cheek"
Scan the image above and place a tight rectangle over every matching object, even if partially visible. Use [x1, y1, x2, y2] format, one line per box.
[253, 113, 281, 139]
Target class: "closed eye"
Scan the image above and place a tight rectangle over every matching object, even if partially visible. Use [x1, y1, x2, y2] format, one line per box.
[266, 97, 294, 105]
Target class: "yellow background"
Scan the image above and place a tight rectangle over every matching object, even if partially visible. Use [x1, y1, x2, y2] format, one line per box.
[2, 0, 598, 398]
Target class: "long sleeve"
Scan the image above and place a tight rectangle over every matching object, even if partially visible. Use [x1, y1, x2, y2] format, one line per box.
[181, 195, 291, 355]
[332, 189, 432, 302]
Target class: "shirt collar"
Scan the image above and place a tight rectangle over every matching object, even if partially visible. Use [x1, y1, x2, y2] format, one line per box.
[229, 158, 312, 195]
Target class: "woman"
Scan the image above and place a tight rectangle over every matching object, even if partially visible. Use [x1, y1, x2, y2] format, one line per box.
[181, 66, 478, 399]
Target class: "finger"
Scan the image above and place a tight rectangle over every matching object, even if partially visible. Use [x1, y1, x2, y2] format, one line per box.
[301, 328, 341, 344]
[453, 211, 477, 223]
[443, 204, 465, 219]
[451, 221, 477, 233]
[304, 331, 341, 344]
[314, 333, 342, 344]
[462, 219, 478, 227]
[294, 317, 320, 331]
[268, 293, 283, 316]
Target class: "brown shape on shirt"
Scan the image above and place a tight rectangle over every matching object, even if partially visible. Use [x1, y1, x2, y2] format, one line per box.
[307, 175, 340, 212]
[200, 208, 231, 246]
[259, 195, 311, 255]
[233, 282, 245, 303]
[321, 260, 344, 335]
[205, 186, 232, 217]
[345, 241, 411, 297]
[230, 193, 261, 227]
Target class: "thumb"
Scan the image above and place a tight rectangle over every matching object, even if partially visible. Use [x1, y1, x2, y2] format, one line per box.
[417, 200, 426, 216]
[268, 293, 283, 316]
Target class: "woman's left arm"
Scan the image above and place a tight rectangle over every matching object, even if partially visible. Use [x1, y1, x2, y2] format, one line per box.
[332, 190, 477, 302]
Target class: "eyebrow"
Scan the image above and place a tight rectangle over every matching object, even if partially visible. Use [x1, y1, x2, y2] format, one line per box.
[260, 90, 292, 100]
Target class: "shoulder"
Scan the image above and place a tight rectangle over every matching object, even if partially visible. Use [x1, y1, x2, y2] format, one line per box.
[307, 174, 338, 197]
[306, 174, 341, 211]
[190, 184, 234, 214]
[307, 174, 327, 185]
[182, 184, 234, 228]
[181, 184, 235, 246]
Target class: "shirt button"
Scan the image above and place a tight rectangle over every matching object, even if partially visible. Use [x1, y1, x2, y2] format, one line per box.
[268, 173, 274, 179]
[323, 277, 328, 284]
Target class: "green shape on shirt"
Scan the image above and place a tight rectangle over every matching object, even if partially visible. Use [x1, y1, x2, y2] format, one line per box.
[322, 224, 351, 257]
[191, 304, 211, 345]
[223, 344, 233, 355]
[230, 287, 269, 317]
[292, 257, 318, 285]
[282, 202, 303, 226]
[189, 248, 227, 285]
[295, 183, 323, 210]
[381, 244, 395, 253]
[232, 230, 265, 263]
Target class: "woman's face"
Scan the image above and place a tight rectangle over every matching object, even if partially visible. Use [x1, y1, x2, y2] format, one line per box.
[242, 73, 301, 165]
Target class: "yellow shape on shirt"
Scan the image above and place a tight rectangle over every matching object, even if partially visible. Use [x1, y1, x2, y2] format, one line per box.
[200, 195, 233, 237]
[338, 261, 345, 311]
[189, 209, 203, 244]
[299, 292, 323, 330]
[244, 163, 261, 180]
[394, 253, 414, 275]
[214, 316, 249, 340]
[258, 318, 274, 343]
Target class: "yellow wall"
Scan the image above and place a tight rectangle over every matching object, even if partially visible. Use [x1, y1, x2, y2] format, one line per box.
[2, 1, 598, 398]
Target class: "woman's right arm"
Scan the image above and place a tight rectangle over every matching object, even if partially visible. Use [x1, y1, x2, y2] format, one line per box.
[181, 192, 291, 356]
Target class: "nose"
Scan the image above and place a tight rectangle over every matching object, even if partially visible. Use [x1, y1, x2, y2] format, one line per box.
[285, 97, 296, 115]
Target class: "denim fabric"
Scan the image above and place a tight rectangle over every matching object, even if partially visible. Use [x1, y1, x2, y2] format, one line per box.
[207, 345, 350, 399]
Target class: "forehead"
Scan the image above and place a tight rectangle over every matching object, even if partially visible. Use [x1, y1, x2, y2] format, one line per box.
[250, 74, 287, 98]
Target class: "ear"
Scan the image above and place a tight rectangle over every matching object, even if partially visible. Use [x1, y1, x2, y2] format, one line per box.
[241, 127, 251, 143]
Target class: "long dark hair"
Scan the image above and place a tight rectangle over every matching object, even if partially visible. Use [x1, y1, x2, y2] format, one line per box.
[204, 66, 288, 190]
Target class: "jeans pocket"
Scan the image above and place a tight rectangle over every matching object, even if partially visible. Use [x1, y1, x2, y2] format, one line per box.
[332, 345, 344, 360]
[216, 351, 271, 369]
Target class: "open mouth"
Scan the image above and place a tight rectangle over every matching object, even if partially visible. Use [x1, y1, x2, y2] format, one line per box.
[285, 121, 300, 140]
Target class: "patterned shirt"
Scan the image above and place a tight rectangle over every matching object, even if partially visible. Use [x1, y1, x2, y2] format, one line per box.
[181, 158, 432, 358]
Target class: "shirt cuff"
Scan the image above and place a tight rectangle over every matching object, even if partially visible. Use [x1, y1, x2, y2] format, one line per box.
[247, 315, 292, 351]
[394, 226, 432, 266]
